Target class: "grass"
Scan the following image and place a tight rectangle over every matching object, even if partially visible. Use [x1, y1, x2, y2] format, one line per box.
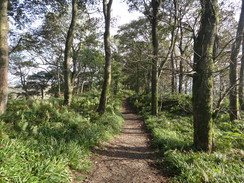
[0, 91, 125, 182]
[129, 94, 244, 183]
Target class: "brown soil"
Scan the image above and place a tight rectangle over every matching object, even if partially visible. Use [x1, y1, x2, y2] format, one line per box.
[75, 99, 170, 183]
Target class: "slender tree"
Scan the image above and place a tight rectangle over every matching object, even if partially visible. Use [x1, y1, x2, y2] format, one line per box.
[229, 0, 244, 120]
[193, 0, 218, 152]
[151, 0, 161, 115]
[63, 0, 78, 105]
[0, 0, 8, 114]
[97, 0, 113, 114]
[170, 0, 178, 94]
[239, 36, 244, 110]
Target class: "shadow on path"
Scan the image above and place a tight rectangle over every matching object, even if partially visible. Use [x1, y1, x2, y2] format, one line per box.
[79, 99, 169, 183]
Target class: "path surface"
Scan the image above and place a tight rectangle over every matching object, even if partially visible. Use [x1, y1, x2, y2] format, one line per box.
[80, 100, 169, 183]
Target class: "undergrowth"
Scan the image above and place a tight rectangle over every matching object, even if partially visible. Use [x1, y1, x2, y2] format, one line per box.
[129, 94, 244, 183]
[0, 91, 126, 182]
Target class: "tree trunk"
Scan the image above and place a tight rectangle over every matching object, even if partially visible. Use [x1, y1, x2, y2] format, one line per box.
[179, 26, 184, 94]
[136, 62, 140, 94]
[193, 0, 218, 152]
[97, 0, 113, 115]
[229, 0, 244, 120]
[184, 79, 188, 94]
[151, 0, 161, 115]
[170, 0, 178, 94]
[171, 53, 176, 94]
[63, 0, 78, 106]
[41, 88, 44, 99]
[239, 36, 244, 110]
[81, 81, 85, 94]
[57, 69, 61, 97]
[0, 0, 8, 114]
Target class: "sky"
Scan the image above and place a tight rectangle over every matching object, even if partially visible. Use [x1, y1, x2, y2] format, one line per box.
[9, 0, 142, 85]
[8, 0, 242, 85]
[107, 0, 242, 34]
[112, 0, 142, 26]
[110, 0, 142, 34]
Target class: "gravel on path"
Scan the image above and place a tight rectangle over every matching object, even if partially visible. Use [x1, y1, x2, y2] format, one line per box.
[76, 99, 169, 183]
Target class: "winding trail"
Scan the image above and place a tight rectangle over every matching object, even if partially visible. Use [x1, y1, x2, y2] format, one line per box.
[80, 99, 169, 183]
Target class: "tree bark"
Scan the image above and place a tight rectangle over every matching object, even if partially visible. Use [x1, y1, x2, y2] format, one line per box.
[239, 36, 244, 110]
[151, 0, 161, 115]
[97, 0, 113, 115]
[229, 0, 244, 119]
[0, 0, 8, 114]
[170, 0, 178, 94]
[63, 0, 78, 106]
[179, 26, 184, 94]
[57, 68, 61, 97]
[41, 88, 44, 99]
[171, 52, 176, 94]
[136, 62, 140, 94]
[193, 0, 218, 152]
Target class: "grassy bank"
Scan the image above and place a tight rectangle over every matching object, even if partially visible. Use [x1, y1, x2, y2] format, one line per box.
[129, 94, 243, 183]
[0, 92, 125, 182]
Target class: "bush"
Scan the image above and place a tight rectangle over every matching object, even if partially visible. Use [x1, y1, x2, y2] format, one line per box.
[130, 93, 244, 183]
[163, 150, 243, 183]
[0, 92, 124, 182]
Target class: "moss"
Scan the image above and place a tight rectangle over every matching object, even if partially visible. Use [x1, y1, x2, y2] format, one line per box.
[192, 0, 218, 152]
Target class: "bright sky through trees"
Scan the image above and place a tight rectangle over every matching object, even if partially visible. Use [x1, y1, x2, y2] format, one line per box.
[112, 1, 142, 25]
[111, 0, 142, 34]
[111, 0, 241, 34]
[7, 0, 242, 86]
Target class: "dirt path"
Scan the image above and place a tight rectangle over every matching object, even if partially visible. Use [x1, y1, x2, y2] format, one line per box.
[79, 99, 169, 183]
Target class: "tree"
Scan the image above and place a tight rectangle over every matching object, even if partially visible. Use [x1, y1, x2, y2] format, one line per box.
[210, 1, 239, 119]
[115, 18, 152, 93]
[170, 0, 195, 94]
[151, 0, 161, 115]
[0, 0, 8, 114]
[229, 0, 244, 120]
[239, 36, 244, 110]
[63, 0, 78, 105]
[73, 48, 104, 94]
[192, 0, 218, 152]
[26, 5, 100, 98]
[27, 71, 52, 99]
[127, 0, 162, 115]
[97, 0, 113, 114]
[10, 56, 37, 99]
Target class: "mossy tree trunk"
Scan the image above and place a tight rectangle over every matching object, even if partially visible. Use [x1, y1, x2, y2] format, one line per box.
[0, 0, 8, 114]
[229, 0, 244, 119]
[193, 0, 218, 152]
[63, 0, 78, 106]
[239, 36, 244, 110]
[151, 0, 161, 116]
[97, 0, 113, 115]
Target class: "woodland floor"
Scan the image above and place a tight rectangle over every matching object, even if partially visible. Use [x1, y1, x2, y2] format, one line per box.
[73, 99, 170, 183]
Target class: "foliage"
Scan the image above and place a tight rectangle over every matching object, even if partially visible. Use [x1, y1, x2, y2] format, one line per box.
[130, 93, 244, 183]
[163, 150, 243, 183]
[159, 94, 192, 115]
[0, 92, 124, 182]
[129, 93, 192, 116]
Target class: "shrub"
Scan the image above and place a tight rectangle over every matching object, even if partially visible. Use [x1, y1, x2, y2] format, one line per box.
[130, 93, 244, 183]
[0, 92, 124, 182]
